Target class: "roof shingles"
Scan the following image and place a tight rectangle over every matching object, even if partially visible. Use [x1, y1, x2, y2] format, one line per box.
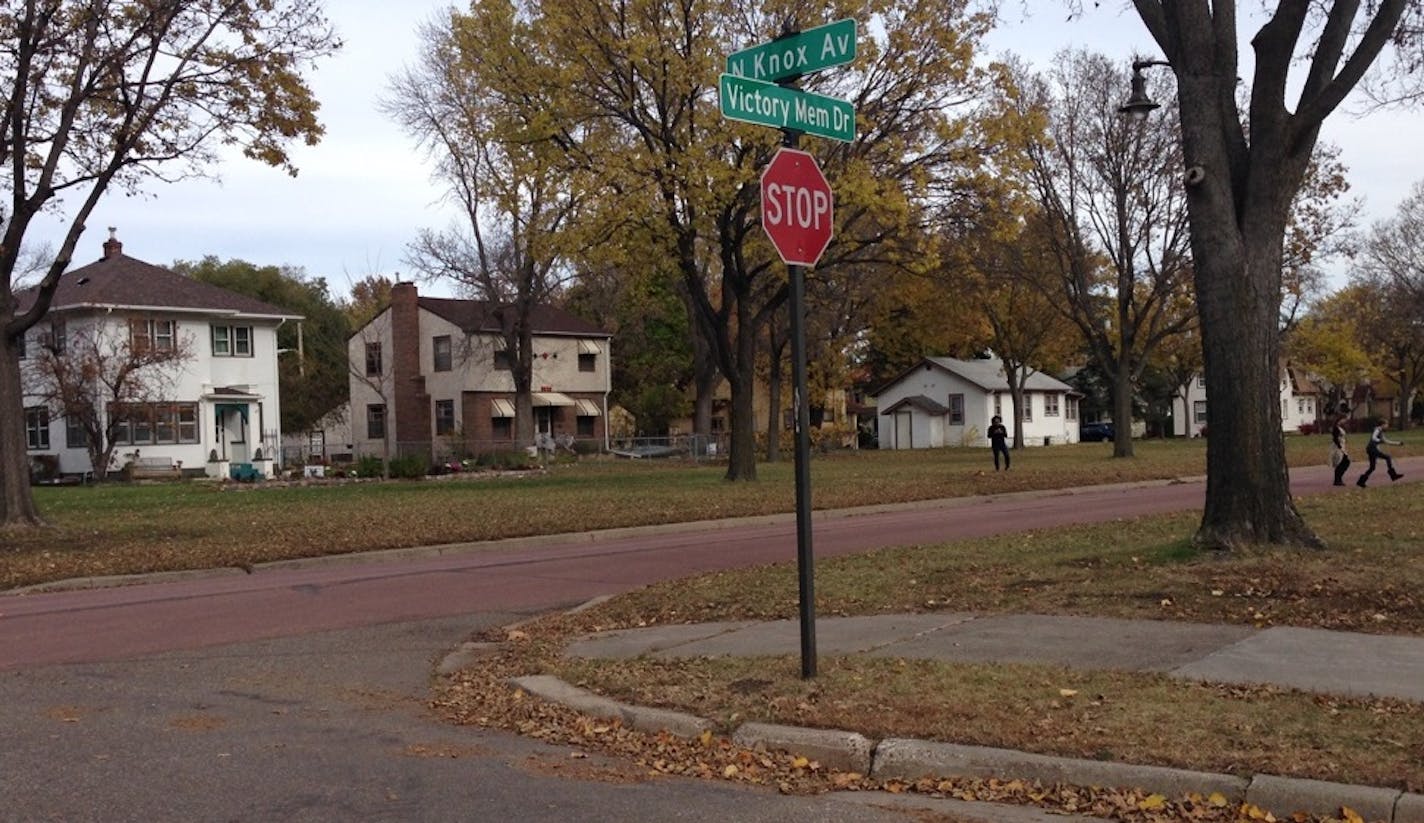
[18, 253, 300, 319]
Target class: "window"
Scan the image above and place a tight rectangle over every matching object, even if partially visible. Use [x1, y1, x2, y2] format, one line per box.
[434, 399, 455, 435]
[1197, 376, 1206, 389]
[1066, 396, 1079, 421]
[25, 407, 50, 450]
[578, 352, 596, 372]
[50, 319, 66, 355]
[211, 325, 253, 357]
[577, 415, 595, 438]
[493, 349, 512, 371]
[132, 406, 153, 444]
[366, 404, 386, 439]
[365, 342, 383, 377]
[106, 402, 199, 446]
[994, 393, 1001, 417]
[130, 318, 175, 352]
[947, 393, 964, 425]
[1297, 398, 1306, 415]
[1044, 393, 1060, 417]
[1021, 393, 1033, 422]
[1194, 400, 1208, 424]
[433, 335, 452, 372]
[492, 417, 513, 439]
[66, 415, 86, 449]
[177, 404, 197, 443]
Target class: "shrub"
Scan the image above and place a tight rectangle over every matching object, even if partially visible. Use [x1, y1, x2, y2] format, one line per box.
[355, 455, 384, 478]
[1298, 422, 1318, 436]
[388, 454, 428, 479]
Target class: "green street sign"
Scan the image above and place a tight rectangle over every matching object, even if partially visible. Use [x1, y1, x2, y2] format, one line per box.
[725, 19, 857, 83]
[719, 73, 855, 143]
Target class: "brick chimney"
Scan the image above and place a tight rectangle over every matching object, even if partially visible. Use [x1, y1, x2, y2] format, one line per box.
[389, 281, 431, 451]
[102, 227, 122, 259]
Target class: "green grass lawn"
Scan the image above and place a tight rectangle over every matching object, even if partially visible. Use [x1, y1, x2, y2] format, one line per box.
[1, 433, 1413, 590]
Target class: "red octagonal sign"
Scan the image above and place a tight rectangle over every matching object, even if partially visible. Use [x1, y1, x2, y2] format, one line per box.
[761, 147, 833, 267]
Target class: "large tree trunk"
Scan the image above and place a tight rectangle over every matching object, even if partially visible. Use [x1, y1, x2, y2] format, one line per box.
[1191, 228, 1319, 550]
[0, 332, 45, 528]
[1111, 364, 1135, 458]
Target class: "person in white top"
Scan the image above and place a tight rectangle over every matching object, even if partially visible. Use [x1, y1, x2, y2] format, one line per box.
[1356, 419, 1404, 487]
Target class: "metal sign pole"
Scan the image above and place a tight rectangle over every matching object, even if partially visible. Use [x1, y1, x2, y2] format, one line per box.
[782, 128, 817, 680]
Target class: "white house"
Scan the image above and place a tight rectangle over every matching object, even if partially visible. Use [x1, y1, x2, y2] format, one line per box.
[348, 282, 612, 461]
[18, 232, 300, 479]
[1171, 365, 1323, 437]
[872, 357, 1081, 449]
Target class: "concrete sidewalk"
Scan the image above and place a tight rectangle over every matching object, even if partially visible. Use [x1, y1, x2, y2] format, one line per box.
[535, 613, 1424, 820]
[565, 612, 1424, 703]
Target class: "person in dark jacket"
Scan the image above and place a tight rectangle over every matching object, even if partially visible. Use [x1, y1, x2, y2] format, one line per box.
[988, 415, 1010, 471]
[1330, 414, 1351, 486]
[1357, 419, 1404, 487]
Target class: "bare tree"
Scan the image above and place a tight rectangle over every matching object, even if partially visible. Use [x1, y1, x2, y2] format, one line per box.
[386, 12, 586, 446]
[347, 323, 394, 479]
[1018, 51, 1196, 458]
[0, 0, 337, 528]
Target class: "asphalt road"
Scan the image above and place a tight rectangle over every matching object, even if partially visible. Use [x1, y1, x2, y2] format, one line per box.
[1, 461, 1409, 822]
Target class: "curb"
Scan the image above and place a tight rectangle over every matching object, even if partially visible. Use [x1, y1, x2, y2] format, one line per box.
[504, 672, 1424, 822]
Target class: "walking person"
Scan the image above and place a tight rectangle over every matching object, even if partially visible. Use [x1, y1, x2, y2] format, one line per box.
[1330, 413, 1351, 486]
[988, 415, 1010, 471]
[1356, 419, 1404, 487]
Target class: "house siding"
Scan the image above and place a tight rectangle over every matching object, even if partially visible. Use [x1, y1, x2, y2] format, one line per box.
[873, 359, 1079, 450]
[349, 284, 612, 460]
[21, 294, 288, 477]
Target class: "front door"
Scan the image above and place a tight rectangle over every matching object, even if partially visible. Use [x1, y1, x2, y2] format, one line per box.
[215, 405, 251, 462]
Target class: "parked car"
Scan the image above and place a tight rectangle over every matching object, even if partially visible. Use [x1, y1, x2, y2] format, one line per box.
[1080, 421, 1115, 442]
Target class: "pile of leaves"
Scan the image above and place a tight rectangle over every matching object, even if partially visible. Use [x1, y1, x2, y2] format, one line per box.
[432, 618, 1380, 823]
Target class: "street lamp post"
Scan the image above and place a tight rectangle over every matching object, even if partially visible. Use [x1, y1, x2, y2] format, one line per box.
[1118, 59, 1171, 120]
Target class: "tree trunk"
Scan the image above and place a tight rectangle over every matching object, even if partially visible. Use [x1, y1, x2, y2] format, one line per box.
[1006, 375, 1024, 450]
[724, 304, 758, 481]
[1111, 365, 1135, 458]
[1, 333, 46, 528]
[1192, 238, 1319, 550]
[766, 318, 786, 462]
[692, 359, 717, 439]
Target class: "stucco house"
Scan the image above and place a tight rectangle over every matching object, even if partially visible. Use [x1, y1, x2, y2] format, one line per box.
[18, 231, 299, 479]
[872, 357, 1081, 449]
[349, 282, 612, 462]
[1171, 364, 1324, 437]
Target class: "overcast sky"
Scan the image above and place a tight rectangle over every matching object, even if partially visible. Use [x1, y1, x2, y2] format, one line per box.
[31, 3, 1424, 297]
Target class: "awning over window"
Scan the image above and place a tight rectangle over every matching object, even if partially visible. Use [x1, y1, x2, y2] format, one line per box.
[578, 339, 601, 355]
[574, 399, 601, 417]
[490, 399, 515, 418]
[531, 392, 575, 407]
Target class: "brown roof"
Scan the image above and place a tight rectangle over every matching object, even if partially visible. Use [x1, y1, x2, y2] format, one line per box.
[18, 253, 301, 320]
[417, 296, 609, 337]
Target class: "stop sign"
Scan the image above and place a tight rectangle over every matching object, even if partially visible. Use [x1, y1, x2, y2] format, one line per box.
[761, 148, 833, 267]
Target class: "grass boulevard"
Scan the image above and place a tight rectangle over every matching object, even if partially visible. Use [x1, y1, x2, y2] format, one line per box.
[6, 435, 1423, 821]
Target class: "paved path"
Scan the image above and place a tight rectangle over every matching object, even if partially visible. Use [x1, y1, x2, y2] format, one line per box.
[566, 612, 1424, 703]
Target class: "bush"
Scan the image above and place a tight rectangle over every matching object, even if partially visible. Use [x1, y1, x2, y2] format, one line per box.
[388, 454, 427, 479]
[1298, 422, 1318, 435]
[356, 455, 384, 478]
